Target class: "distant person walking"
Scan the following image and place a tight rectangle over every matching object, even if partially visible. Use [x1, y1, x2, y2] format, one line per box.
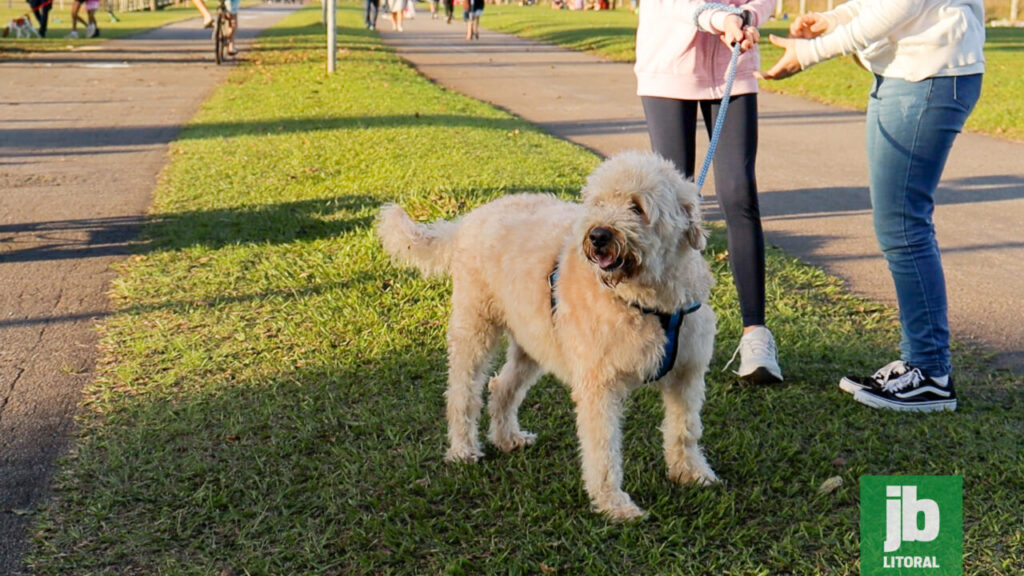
[26, 0, 52, 36]
[68, 0, 100, 38]
[758, 0, 985, 412]
[365, 0, 380, 29]
[634, 0, 784, 385]
[389, 0, 407, 31]
[463, 0, 482, 40]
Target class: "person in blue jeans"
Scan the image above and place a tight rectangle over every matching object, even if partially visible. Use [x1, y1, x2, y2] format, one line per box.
[758, 0, 985, 412]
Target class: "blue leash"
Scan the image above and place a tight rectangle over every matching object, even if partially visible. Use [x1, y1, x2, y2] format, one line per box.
[692, 2, 746, 192]
[696, 41, 742, 192]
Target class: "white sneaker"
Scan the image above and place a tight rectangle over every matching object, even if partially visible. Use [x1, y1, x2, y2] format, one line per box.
[86, 22, 95, 37]
[67, 30, 79, 38]
[728, 326, 783, 384]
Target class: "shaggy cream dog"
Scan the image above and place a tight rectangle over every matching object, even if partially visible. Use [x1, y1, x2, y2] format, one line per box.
[377, 151, 717, 520]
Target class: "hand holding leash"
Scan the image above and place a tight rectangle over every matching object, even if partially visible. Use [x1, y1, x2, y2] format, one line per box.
[694, 3, 757, 52]
[720, 11, 758, 52]
[691, 3, 753, 192]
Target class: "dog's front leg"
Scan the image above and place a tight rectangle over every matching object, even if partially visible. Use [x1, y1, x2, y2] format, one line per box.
[661, 373, 717, 486]
[571, 384, 644, 521]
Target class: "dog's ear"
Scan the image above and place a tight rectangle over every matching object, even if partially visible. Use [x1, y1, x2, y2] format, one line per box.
[677, 183, 707, 251]
[684, 203, 708, 251]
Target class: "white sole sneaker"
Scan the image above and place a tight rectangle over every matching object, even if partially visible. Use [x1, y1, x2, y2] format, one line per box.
[739, 366, 783, 385]
[852, 389, 957, 412]
[839, 376, 873, 395]
[732, 326, 783, 384]
[849, 367, 957, 412]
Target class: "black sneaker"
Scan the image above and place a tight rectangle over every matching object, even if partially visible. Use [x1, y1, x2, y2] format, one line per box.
[852, 365, 957, 412]
[839, 359, 908, 395]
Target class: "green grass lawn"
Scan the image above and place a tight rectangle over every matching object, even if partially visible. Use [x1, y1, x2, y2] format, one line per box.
[24, 3, 1024, 575]
[484, 5, 1024, 141]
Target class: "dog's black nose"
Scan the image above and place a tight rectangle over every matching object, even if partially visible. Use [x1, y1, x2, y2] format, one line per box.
[588, 227, 613, 249]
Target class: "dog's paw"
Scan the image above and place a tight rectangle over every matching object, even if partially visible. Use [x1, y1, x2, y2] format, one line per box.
[490, 430, 537, 452]
[595, 492, 646, 522]
[667, 464, 719, 486]
[445, 444, 484, 463]
[690, 470, 720, 486]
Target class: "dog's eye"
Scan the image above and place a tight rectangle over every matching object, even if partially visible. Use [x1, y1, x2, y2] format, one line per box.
[630, 202, 644, 217]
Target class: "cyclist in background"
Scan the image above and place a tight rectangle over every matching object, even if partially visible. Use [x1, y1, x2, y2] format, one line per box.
[224, 0, 240, 54]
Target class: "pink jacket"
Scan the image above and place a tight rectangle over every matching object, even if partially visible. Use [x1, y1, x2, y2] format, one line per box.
[635, 0, 775, 100]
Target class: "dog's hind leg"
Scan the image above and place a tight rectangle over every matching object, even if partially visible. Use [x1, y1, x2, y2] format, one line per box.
[444, 298, 501, 463]
[487, 337, 541, 452]
[571, 384, 644, 520]
[661, 370, 718, 486]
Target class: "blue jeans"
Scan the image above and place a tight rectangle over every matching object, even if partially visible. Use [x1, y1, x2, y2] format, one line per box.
[865, 73, 982, 378]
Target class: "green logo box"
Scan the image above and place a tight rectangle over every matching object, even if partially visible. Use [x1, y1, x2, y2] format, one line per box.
[860, 475, 963, 575]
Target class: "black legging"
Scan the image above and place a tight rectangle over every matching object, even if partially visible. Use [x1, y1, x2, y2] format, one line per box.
[364, 0, 379, 27]
[642, 93, 765, 327]
[28, 0, 53, 37]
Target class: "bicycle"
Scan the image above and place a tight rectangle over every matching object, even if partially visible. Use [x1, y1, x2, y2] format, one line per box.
[213, 0, 235, 64]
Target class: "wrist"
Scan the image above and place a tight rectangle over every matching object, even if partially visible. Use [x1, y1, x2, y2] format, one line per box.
[707, 10, 740, 33]
[740, 9, 753, 29]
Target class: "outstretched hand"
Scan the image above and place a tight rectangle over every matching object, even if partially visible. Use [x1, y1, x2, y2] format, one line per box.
[789, 13, 829, 39]
[754, 35, 802, 80]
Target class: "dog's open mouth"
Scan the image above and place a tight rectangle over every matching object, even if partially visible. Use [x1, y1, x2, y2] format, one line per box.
[596, 254, 623, 271]
[584, 226, 636, 280]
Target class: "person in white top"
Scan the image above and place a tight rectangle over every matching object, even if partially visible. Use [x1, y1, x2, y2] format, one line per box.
[758, 0, 985, 412]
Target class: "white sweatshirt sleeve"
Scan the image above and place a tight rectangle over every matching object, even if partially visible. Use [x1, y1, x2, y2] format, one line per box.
[795, 0, 925, 69]
[820, 0, 866, 31]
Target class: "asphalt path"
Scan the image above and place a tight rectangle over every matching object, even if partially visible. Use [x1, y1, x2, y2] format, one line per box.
[377, 15, 1024, 373]
[0, 4, 296, 573]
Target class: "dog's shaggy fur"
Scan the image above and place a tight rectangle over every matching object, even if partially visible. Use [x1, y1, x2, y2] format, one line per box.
[377, 151, 718, 520]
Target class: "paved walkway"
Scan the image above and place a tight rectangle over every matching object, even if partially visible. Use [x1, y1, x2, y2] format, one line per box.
[0, 5, 296, 573]
[378, 16, 1024, 373]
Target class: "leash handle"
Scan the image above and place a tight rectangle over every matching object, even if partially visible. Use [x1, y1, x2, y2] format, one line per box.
[696, 41, 742, 191]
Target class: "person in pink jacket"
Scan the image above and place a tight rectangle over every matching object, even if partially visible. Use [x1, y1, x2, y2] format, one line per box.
[635, 0, 782, 384]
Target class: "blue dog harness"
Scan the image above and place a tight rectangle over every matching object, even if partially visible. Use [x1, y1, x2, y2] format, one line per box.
[548, 265, 701, 383]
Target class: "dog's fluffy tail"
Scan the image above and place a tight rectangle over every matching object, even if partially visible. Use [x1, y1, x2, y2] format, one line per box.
[377, 204, 458, 277]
